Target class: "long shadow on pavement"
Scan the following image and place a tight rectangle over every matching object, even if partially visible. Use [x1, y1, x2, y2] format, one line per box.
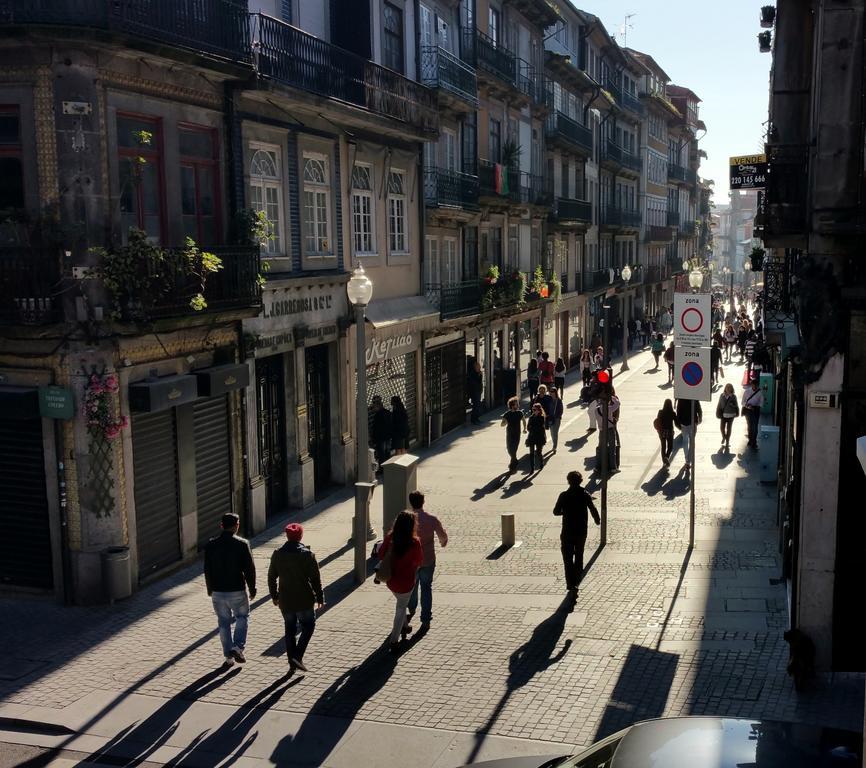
[466, 596, 574, 764]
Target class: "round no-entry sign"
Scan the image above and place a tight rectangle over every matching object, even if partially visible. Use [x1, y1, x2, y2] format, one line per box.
[681, 307, 703, 334]
[681, 361, 704, 386]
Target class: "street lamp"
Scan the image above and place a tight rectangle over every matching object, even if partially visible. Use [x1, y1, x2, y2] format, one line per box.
[620, 264, 632, 372]
[600, 303, 611, 547]
[347, 263, 375, 583]
[743, 260, 752, 303]
[688, 268, 704, 291]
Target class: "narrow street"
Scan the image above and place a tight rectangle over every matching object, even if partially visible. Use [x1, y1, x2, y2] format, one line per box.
[1, 345, 861, 767]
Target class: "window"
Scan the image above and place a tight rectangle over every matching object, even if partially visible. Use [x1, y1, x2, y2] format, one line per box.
[442, 130, 457, 171]
[490, 226, 502, 266]
[388, 170, 407, 253]
[249, 146, 284, 256]
[442, 238, 459, 284]
[508, 224, 518, 263]
[489, 118, 501, 163]
[351, 164, 375, 255]
[383, 2, 404, 73]
[0, 106, 24, 211]
[489, 6, 499, 44]
[117, 114, 163, 242]
[303, 154, 331, 255]
[179, 126, 219, 246]
[425, 236, 440, 287]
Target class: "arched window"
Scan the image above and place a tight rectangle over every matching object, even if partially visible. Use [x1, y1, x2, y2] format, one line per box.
[249, 147, 283, 255]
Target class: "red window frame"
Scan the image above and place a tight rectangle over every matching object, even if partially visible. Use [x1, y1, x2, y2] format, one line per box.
[116, 111, 166, 244]
[178, 123, 221, 247]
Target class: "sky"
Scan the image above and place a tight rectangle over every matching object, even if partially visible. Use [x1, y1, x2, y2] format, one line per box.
[589, 0, 771, 204]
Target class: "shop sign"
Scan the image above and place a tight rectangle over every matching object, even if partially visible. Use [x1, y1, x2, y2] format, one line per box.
[729, 154, 767, 190]
[366, 333, 414, 365]
[263, 293, 333, 318]
[38, 385, 74, 419]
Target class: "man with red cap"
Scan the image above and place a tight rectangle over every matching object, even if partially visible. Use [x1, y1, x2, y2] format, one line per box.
[268, 522, 324, 672]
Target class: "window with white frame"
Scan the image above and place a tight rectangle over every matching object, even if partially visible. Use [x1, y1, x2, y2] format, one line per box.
[425, 236, 440, 287]
[351, 164, 375, 255]
[442, 238, 459, 284]
[388, 169, 408, 253]
[303, 153, 331, 255]
[249, 145, 284, 256]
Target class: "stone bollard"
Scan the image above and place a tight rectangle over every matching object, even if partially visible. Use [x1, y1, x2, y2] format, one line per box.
[382, 453, 419, 534]
[501, 512, 516, 548]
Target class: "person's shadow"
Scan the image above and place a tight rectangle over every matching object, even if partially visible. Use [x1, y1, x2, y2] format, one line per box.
[641, 467, 669, 496]
[466, 597, 574, 763]
[471, 472, 511, 501]
[660, 466, 690, 499]
[711, 449, 735, 469]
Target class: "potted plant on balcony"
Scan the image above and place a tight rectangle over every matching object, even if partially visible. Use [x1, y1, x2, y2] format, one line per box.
[480, 264, 500, 312]
[758, 31, 772, 52]
[527, 265, 547, 301]
[749, 245, 766, 272]
[760, 5, 776, 27]
[548, 272, 562, 308]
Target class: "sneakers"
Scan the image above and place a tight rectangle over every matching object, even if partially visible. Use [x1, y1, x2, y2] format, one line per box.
[401, 624, 413, 639]
[230, 647, 246, 664]
[290, 657, 308, 672]
[223, 655, 236, 668]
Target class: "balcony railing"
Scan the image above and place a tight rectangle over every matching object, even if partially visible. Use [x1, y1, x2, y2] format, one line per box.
[472, 28, 516, 86]
[147, 245, 261, 319]
[517, 172, 547, 205]
[666, 210, 681, 227]
[605, 77, 623, 105]
[424, 168, 479, 210]
[764, 144, 808, 238]
[545, 111, 593, 154]
[621, 91, 645, 117]
[0, 0, 252, 61]
[644, 265, 661, 283]
[603, 140, 642, 172]
[440, 279, 482, 319]
[254, 14, 438, 135]
[0, 246, 62, 324]
[420, 46, 478, 106]
[679, 220, 697, 237]
[554, 197, 592, 224]
[645, 225, 675, 243]
[602, 206, 641, 229]
[478, 159, 520, 202]
[668, 164, 698, 185]
[584, 268, 614, 292]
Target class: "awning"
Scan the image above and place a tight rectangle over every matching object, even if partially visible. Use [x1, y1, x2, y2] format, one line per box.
[365, 295, 440, 333]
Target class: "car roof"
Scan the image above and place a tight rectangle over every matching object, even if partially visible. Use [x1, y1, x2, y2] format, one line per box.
[610, 717, 861, 768]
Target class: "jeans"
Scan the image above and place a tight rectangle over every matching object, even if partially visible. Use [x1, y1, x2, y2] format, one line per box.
[283, 608, 316, 663]
[561, 533, 588, 589]
[549, 420, 561, 451]
[407, 563, 435, 624]
[389, 588, 413, 643]
[212, 591, 249, 657]
[745, 408, 760, 445]
[680, 424, 695, 463]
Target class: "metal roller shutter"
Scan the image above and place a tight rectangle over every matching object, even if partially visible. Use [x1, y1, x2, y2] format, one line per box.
[132, 410, 181, 578]
[440, 340, 467, 433]
[0, 417, 52, 589]
[193, 396, 232, 548]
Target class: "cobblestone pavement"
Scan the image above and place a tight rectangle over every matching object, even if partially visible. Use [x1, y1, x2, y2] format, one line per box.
[0, 346, 862, 766]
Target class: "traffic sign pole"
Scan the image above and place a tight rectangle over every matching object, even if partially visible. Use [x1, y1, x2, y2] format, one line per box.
[689, 400, 696, 549]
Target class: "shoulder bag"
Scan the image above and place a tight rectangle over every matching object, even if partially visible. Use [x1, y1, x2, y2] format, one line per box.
[376, 543, 393, 583]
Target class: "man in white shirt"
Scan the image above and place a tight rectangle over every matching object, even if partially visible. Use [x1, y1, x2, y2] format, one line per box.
[742, 379, 764, 448]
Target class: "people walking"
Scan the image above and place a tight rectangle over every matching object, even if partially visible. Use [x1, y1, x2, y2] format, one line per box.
[204, 513, 256, 667]
[377, 510, 423, 655]
[267, 523, 323, 673]
[500, 396, 527, 473]
[370, 395, 392, 473]
[554, 356, 566, 394]
[675, 397, 702, 470]
[737, 324, 749, 361]
[723, 324, 737, 363]
[593, 346, 605, 371]
[553, 471, 600, 598]
[664, 341, 676, 384]
[655, 398, 677, 467]
[742, 378, 763, 449]
[526, 402, 547, 471]
[580, 348, 593, 386]
[715, 383, 740, 450]
[710, 341, 723, 386]
[547, 387, 564, 453]
[406, 491, 447, 631]
[651, 333, 665, 370]
[390, 395, 410, 455]
[534, 384, 553, 421]
[467, 361, 483, 426]
[596, 386, 621, 473]
[526, 357, 539, 400]
[659, 308, 673, 336]
[539, 351, 555, 391]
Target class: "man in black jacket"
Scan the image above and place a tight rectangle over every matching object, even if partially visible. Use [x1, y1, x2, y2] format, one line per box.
[553, 471, 600, 597]
[204, 513, 256, 666]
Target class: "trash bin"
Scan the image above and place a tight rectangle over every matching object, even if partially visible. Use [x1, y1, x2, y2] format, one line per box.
[102, 546, 132, 602]
[759, 425, 780, 484]
[759, 372, 774, 416]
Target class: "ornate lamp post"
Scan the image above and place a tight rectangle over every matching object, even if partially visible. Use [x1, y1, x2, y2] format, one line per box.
[347, 264, 376, 583]
[620, 264, 632, 372]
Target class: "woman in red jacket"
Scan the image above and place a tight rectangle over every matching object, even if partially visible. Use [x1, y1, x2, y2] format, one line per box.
[378, 510, 423, 654]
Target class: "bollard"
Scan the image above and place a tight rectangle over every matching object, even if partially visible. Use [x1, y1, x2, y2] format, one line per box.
[501, 512, 516, 548]
[353, 482, 376, 584]
[382, 453, 419, 534]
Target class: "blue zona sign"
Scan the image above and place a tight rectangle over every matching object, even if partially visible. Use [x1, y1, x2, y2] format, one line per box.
[682, 361, 704, 386]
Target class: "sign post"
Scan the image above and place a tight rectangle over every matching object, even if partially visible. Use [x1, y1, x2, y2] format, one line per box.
[729, 153, 767, 190]
[674, 293, 711, 348]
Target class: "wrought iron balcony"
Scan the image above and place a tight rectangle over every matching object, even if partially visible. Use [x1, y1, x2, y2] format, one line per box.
[621, 91, 646, 117]
[668, 163, 698, 185]
[254, 14, 438, 135]
[0, 246, 62, 325]
[424, 168, 479, 210]
[605, 76, 623, 105]
[602, 206, 641, 229]
[420, 46, 478, 107]
[679, 220, 697, 237]
[545, 111, 593, 155]
[553, 197, 592, 225]
[517, 172, 548, 206]
[478, 159, 520, 202]
[440, 279, 482, 319]
[603, 140, 641, 173]
[644, 265, 661, 283]
[645, 225, 675, 243]
[472, 28, 517, 87]
[584, 268, 614, 292]
[666, 210, 681, 227]
[0, 0, 252, 61]
[763, 144, 808, 238]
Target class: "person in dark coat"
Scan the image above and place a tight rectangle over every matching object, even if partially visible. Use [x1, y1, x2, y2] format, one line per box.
[390, 395, 410, 455]
[526, 402, 547, 472]
[675, 397, 703, 470]
[500, 396, 527, 472]
[370, 395, 392, 472]
[710, 341, 723, 386]
[655, 398, 678, 467]
[268, 523, 323, 672]
[526, 358, 539, 400]
[467, 360, 483, 425]
[553, 471, 600, 596]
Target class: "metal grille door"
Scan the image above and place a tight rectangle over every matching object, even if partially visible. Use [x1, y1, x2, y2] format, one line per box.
[305, 344, 331, 494]
[193, 396, 232, 549]
[132, 410, 181, 578]
[366, 352, 417, 442]
[256, 356, 286, 515]
[0, 417, 52, 589]
[426, 340, 466, 434]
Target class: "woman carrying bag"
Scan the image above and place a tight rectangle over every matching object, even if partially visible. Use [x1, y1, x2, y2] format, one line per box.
[554, 356, 567, 394]
[526, 402, 548, 472]
[376, 510, 423, 655]
[654, 398, 677, 467]
[651, 333, 665, 371]
[579, 349, 593, 387]
[715, 383, 740, 450]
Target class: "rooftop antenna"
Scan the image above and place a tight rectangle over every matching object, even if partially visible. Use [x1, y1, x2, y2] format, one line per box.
[620, 13, 636, 47]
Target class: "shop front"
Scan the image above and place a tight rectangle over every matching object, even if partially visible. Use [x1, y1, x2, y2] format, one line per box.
[242, 278, 350, 526]
[424, 330, 467, 440]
